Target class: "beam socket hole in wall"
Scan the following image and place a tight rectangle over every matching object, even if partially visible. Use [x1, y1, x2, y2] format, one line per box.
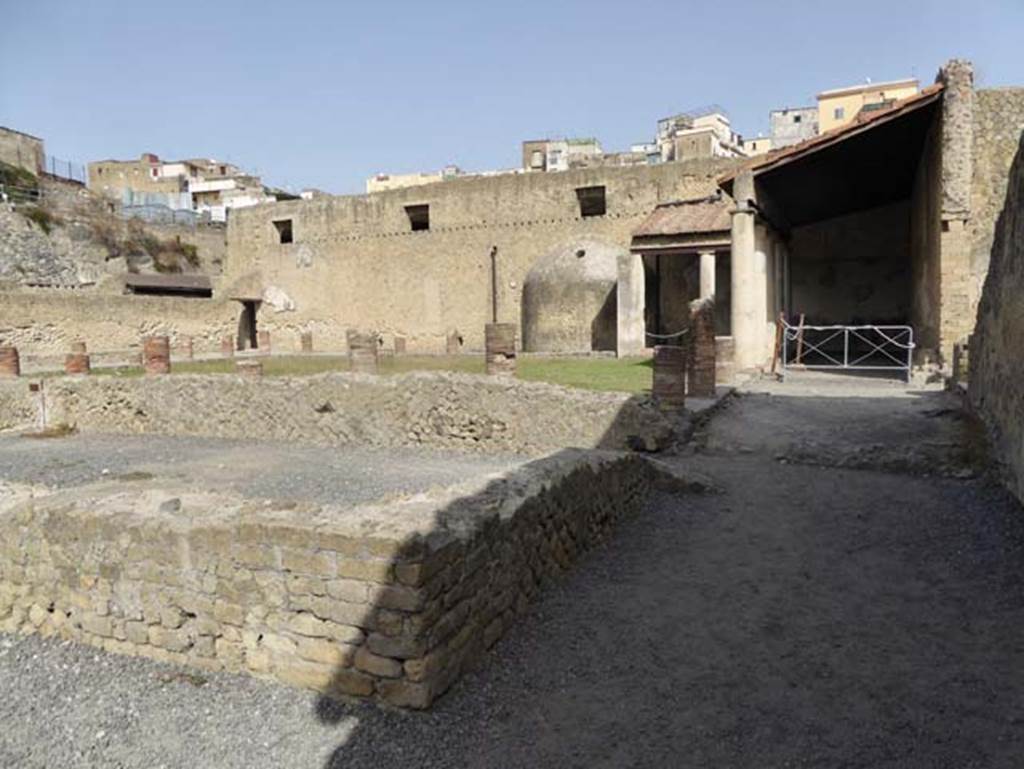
[576, 186, 606, 217]
[405, 204, 430, 231]
[273, 219, 293, 244]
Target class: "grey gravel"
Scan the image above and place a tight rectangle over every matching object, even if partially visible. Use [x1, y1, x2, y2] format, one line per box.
[3, 380, 1024, 768]
[0, 432, 526, 506]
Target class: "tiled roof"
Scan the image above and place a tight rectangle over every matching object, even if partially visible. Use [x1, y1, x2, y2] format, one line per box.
[633, 195, 732, 238]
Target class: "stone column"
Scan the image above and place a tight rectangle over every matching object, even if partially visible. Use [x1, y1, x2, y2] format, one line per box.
[300, 331, 313, 353]
[688, 299, 716, 397]
[485, 323, 517, 376]
[257, 330, 271, 354]
[937, 59, 975, 366]
[730, 171, 768, 372]
[142, 336, 170, 375]
[652, 345, 686, 412]
[616, 250, 646, 357]
[236, 360, 263, 378]
[699, 250, 716, 301]
[0, 346, 20, 377]
[65, 352, 90, 375]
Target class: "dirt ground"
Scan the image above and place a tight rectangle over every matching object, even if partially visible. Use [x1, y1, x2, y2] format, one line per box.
[2, 372, 1023, 768]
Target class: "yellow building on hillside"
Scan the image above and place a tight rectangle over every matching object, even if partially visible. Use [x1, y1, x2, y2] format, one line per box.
[817, 78, 919, 133]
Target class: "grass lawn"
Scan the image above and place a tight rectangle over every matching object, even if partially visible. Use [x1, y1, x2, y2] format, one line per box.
[46, 354, 653, 394]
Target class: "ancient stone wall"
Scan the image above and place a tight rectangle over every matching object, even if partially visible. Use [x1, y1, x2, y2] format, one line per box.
[0, 450, 671, 708]
[0, 289, 236, 359]
[970, 132, 1024, 504]
[0, 371, 672, 455]
[0, 126, 44, 175]
[225, 160, 732, 353]
[970, 88, 1024, 316]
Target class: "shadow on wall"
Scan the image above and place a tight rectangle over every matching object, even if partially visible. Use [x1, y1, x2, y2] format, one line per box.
[970, 131, 1024, 503]
[307, 393, 684, 766]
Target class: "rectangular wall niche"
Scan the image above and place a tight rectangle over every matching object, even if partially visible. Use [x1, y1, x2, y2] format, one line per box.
[576, 186, 606, 217]
[273, 219, 294, 244]
[405, 204, 430, 231]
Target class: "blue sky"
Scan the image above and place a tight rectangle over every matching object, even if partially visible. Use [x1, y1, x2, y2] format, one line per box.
[2, 0, 1022, 194]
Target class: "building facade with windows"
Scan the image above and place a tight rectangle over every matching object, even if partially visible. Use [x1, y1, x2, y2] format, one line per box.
[817, 78, 919, 133]
[769, 106, 818, 148]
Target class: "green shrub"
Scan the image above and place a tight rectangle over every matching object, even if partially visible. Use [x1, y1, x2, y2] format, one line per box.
[21, 205, 60, 234]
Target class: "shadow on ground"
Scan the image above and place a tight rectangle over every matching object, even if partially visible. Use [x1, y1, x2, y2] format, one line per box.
[307, 378, 1024, 768]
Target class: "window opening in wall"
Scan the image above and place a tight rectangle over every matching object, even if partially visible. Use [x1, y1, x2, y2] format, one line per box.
[273, 219, 293, 244]
[405, 204, 430, 231]
[794, 115, 802, 123]
[834, 106, 845, 120]
[576, 186, 607, 217]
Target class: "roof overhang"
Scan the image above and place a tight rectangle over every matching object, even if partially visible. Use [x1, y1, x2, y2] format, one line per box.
[719, 85, 943, 228]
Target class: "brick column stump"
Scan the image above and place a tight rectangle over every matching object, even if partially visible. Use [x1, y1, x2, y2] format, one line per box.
[688, 299, 716, 398]
[0, 346, 20, 377]
[394, 336, 407, 355]
[179, 336, 194, 360]
[236, 360, 263, 378]
[300, 331, 314, 353]
[221, 336, 235, 358]
[65, 353, 91, 375]
[653, 345, 686, 412]
[257, 330, 271, 354]
[347, 330, 379, 374]
[485, 323, 517, 376]
[142, 336, 171, 375]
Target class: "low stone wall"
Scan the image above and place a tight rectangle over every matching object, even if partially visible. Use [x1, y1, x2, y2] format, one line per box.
[0, 371, 672, 455]
[0, 450, 678, 708]
[971, 132, 1024, 503]
[0, 289, 237, 357]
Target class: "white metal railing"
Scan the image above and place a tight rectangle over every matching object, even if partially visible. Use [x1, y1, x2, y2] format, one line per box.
[781, 322, 915, 382]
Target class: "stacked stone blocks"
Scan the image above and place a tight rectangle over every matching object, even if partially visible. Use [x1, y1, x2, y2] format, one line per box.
[0, 451, 660, 708]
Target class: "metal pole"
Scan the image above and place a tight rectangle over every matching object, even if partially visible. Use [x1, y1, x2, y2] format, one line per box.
[489, 245, 498, 324]
[843, 328, 849, 369]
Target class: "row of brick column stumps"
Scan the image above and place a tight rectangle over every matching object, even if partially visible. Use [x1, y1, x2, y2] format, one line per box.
[651, 298, 717, 413]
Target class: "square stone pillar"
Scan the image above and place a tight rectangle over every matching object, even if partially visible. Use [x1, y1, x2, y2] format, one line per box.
[617, 250, 646, 357]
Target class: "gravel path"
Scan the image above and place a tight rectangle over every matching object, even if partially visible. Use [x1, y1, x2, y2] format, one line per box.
[3, 379, 1024, 767]
[0, 433, 526, 506]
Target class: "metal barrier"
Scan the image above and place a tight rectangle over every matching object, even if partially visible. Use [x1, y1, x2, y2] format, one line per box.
[781, 322, 915, 382]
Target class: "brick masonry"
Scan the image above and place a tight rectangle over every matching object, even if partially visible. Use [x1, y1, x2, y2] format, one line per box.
[687, 299, 716, 398]
[0, 449, 684, 708]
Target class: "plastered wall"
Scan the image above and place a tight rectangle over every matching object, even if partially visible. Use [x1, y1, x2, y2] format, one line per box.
[225, 161, 732, 353]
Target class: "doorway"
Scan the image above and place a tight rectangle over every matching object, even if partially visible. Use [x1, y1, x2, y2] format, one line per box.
[237, 300, 259, 350]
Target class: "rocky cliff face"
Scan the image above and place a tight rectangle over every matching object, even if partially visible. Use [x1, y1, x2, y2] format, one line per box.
[0, 206, 111, 288]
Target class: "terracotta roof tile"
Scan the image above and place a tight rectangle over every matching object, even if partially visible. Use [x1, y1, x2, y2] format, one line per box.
[632, 195, 732, 238]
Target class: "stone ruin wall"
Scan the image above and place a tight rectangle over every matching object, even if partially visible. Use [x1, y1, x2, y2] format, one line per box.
[0, 371, 673, 455]
[970, 130, 1024, 504]
[970, 88, 1024, 318]
[225, 160, 732, 354]
[0, 449, 669, 708]
[0, 126, 44, 175]
[0, 289, 237, 360]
